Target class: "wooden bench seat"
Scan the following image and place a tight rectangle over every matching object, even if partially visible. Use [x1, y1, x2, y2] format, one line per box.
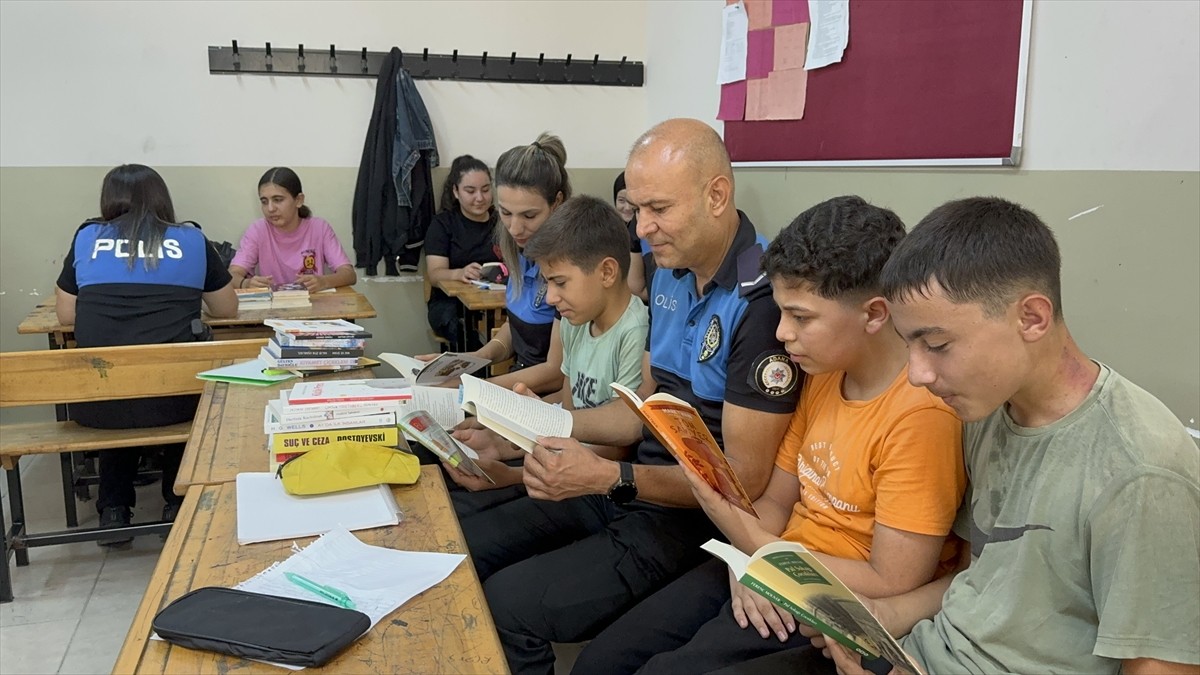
[0, 338, 267, 603]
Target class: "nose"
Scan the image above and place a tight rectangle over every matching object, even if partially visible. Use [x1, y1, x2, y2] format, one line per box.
[545, 285, 561, 305]
[635, 217, 655, 240]
[907, 351, 937, 388]
[775, 316, 793, 344]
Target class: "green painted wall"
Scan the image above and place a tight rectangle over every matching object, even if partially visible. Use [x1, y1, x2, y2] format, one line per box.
[2, 167, 1197, 428]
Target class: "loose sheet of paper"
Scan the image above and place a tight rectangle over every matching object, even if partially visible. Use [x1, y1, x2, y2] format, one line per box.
[805, 0, 849, 70]
[717, 2, 750, 84]
[235, 473, 401, 545]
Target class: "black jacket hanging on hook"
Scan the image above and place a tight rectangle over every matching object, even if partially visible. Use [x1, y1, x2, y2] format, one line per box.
[351, 48, 438, 275]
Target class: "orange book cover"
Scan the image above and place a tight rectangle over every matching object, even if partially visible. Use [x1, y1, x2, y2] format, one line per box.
[611, 384, 758, 517]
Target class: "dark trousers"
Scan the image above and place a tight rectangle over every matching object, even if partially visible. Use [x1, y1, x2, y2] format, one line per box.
[427, 294, 465, 352]
[709, 646, 838, 675]
[460, 495, 717, 675]
[572, 558, 814, 675]
[409, 445, 528, 517]
[96, 443, 184, 513]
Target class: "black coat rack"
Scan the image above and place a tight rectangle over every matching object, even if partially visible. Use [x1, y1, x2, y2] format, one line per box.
[208, 42, 644, 87]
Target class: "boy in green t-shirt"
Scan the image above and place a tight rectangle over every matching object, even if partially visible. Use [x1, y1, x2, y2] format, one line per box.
[446, 195, 647, 491]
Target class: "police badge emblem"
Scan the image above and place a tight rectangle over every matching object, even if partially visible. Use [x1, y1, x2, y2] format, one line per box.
[698, 315, 722, 362]
[533, 278, 548, 308]
[752, 353, 798, 397]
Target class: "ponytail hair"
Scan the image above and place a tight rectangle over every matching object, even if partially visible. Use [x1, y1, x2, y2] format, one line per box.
[439, 155, 492, 213]
[258, 167, 312, 219]
[493, 132, 571, 293]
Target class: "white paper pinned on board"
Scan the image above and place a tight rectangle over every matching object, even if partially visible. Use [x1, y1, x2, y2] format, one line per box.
[805, 0, 850, 70]
[718, 2, 750, 84]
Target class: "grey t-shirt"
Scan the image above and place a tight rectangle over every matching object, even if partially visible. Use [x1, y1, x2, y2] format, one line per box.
[904, 364, 1200, 673]
[559, 294, 648, 409]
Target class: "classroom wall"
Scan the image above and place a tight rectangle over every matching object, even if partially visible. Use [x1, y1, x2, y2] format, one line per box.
[2, 1, 1198, 430]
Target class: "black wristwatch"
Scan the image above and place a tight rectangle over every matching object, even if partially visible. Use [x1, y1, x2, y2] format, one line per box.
[607, 462, 638, 505]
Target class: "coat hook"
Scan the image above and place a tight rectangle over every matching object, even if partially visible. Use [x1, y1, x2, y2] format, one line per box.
[360, 47, 368, 73]
[265, 42, 273, 71]
[232, 40, 240, 69]
[297, 43, 305, 71]
[329, 44, 338, 72]
[481, 51, 488, 65]
[509, 51, 516, 65]
[538, 53, 544, 66]
[398, 49, 403, 65]
[564, 53, 573, 82]
[618, 55, 627, 83]
[452, 49, 458, 63]
[422, 48, 429, 62]
[565, 53, 572, 67]
[591, 54, 599, 82]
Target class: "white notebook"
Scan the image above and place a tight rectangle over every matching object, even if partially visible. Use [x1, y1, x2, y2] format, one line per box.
[235, 473, 402, 545]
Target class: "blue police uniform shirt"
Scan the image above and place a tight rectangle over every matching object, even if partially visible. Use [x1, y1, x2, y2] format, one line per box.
[639, 211, 801, 467]
[504, 254, 557, 369]
[56, 219, 232, 427]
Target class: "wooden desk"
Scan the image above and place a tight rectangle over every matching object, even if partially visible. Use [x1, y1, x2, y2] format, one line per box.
[16, 287, 377, 347]
[434, 280, 507, 349]
[175, 367, 374, 496]
[114, 471, 507, 674]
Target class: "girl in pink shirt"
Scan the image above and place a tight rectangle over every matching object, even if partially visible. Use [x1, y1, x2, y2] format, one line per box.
[229, 167, 356, 291]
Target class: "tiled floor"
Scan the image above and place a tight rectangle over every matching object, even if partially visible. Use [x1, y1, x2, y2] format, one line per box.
[0, 456, 584, 674]
[0, 454, 167, 675]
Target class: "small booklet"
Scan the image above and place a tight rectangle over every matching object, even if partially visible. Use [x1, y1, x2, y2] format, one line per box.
[459, 374, 572, 453]
[397, 410, 493, 484]
[467, 279, 505, 292]
[196, 359, 298, 387]
[611, 383, 757, 517]
[703, 539, 921, 675]
[380, 352, 491, 385]
[265, 319, 368, 336]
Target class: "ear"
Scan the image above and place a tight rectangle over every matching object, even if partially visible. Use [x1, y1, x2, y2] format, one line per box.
[1016, 293, 1054, 342]
[295, 192, 306, 207]
[861, 295, 890, 335]
[706, 175, 732, 217]
[553, 191, 564, 208]
[597, 256, 620, 288]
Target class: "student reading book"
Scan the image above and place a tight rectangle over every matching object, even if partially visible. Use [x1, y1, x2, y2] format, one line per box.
[443, 196, 647, 497]
[572, 196, 967, 675]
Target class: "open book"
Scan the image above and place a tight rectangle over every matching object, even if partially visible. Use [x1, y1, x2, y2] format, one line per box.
[380, 352, 491, 385]
[459, 374, 572, 453]
[397, 410, 493, 484]
[611, 383, 758, 517]
[704, 540, 921, 675]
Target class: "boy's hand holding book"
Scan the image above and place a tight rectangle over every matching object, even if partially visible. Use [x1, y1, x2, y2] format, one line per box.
[524, 437, 617, 502]
[442, 429, 524, 492]
[730, 567, 798, 643]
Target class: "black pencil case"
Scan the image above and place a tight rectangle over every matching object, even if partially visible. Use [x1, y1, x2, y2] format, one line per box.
[152, 586, 370, 667]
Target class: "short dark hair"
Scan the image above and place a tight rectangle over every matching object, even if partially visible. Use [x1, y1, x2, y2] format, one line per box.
[761, 195, 906, 300]
[880, 197, 1063, 318]
[523, 195, 630, 280]
[258, 167, 312, 219]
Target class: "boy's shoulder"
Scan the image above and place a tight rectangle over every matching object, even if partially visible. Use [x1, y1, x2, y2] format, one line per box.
[804, 367, 955, 420]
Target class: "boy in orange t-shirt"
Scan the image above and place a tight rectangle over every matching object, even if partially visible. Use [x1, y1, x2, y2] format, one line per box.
[571, 196, 968, 675]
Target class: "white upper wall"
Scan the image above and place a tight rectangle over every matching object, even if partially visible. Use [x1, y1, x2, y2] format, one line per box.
[0, 0, 646, 168]
[645, 0, 1200, 172]
[2, 1, 1197, 172]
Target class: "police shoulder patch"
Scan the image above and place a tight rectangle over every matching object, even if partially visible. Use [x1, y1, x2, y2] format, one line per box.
[697, 314, 723, 362]
[749, 351, 798, 397]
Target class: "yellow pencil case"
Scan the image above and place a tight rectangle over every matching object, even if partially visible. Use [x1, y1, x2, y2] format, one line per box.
[278, 441, 420, 495]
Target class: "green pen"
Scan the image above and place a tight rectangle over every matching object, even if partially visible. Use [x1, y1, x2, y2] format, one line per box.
[284, 572, 356, 609]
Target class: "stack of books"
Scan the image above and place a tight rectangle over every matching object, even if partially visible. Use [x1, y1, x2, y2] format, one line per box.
[235, 283, 313, 310]
[261, 319, 372, 375]
[265, 378, 413, 471]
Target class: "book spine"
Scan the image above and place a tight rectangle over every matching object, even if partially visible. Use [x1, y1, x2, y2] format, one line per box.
[264, 412, 397, 434]
[287, 392, 412, 405]
[269, 340, 365, 359]
[261, 351, 360, 368]
[282, 397, 403, 412]
[269, 426, 401, 452]
[275, 403, 399, 422]
[276, 335, 368, 348]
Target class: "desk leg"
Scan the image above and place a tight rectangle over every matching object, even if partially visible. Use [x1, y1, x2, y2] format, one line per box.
[457, 302, 471, 354]
[0, 477, 12, 602]
[47, 333, 82, 528]
[5, 466, 29, 567]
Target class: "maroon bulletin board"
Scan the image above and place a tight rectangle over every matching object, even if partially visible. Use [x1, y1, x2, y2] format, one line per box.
[724, 0, 1031, 166]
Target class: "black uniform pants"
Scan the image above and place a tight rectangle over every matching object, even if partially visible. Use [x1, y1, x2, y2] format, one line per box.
[572, 558, 815, 675]
[460, 494, 717, 675]
[96, 443, 184, 513]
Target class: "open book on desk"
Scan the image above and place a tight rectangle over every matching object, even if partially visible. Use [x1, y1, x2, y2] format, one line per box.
[460, 374, 572, 453]
[380, 352, 491, 386]
[704, 539, 921, 675]
[611, 383, 758, 517]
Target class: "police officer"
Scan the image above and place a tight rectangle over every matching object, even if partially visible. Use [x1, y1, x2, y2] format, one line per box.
[457, 119, 802, 675]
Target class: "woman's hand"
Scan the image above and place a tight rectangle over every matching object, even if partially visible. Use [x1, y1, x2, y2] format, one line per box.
[459, 263, 483, 282]
[243, 275, 273, 289]
[296, 274, 327, 292]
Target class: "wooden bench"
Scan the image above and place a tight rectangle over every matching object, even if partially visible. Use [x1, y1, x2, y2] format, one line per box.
[0, 338, 266, 602]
